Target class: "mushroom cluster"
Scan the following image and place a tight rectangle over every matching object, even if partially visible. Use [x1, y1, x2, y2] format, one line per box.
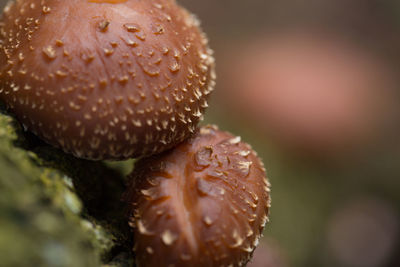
[0, 1, 270, 267]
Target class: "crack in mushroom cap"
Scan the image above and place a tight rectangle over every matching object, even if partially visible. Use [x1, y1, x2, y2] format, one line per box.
[0, 0, 215, 160]
[124, 125, 271, 267]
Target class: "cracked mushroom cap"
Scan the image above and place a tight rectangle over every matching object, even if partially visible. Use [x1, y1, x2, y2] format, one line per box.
[125, 125, 271, 267]
[0, 0, 215, 160]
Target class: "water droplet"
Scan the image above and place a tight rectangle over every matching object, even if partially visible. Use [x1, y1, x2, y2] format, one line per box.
[42, 6, 51, 14]
[42, 46, 56, 60]
[146, 247, 154, 254]
[169, 62, 180, 73]
[143, 68, 160, 77]
[118, 75, 129, 84]
[229, 136, 241, 145]
[152, 24, 164, 35]
[124, 23, 140, 32]
[162, 47, 169, 55]
[153, 3, 163, 9]
[98, 20, 110, 32]
[56, 70, 68, 77]
[237, 150, 251, 157]
[250, 191, 259, 202]
[18, 53, 24, 61]
[203, 216, 213, 226]
[241, 246, 253, 253]
[237, 161, 252, 177]
[99, 78, 108, 87]
[137, 220, 154, 235]
[103, 48, 114, 56]
[194, 146, 213, 169]
[246, 227, 254, 237]
[135, 31, 146, 41]
[230, 229, 244, 248]
[55, 39, 64, 47]
[161, 230, 177, 246]
[123, 38, 138, 47]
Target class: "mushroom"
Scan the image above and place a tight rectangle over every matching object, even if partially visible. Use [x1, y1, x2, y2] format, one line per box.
[0, 0, 215, 160]
[218, 31, 396, 159]
[124, 125, 271, 267]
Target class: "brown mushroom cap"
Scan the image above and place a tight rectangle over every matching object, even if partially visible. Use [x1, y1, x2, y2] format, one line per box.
[125, 125, 271, 267]
[0, 0, 215, 160]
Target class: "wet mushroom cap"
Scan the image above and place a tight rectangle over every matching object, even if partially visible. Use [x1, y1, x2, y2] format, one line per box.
[125, 125, 271, 267]
[0, 0, 215, 160]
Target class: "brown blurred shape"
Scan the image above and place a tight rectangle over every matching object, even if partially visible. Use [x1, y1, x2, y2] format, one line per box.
[326, 197, 399, 267]
[218, 30, 397, 160]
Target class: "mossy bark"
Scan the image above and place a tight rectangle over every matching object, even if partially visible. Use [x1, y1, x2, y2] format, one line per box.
[0, 109, 134, 267]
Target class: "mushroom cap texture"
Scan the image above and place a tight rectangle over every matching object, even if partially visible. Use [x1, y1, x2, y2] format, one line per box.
[125, 125, 271, 267]
[0, 0, 215, 160]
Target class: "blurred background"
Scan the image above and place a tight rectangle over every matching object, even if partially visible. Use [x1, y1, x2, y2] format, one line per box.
[1, 0, 400, 266]
[180, 0, 400, 266]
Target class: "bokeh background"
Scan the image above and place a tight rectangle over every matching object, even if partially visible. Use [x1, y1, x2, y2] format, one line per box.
[1, 0, 400, 267]
[180, 0, 400, 266]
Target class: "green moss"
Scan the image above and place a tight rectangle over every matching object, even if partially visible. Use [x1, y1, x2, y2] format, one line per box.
[0, 111, 133, 266]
